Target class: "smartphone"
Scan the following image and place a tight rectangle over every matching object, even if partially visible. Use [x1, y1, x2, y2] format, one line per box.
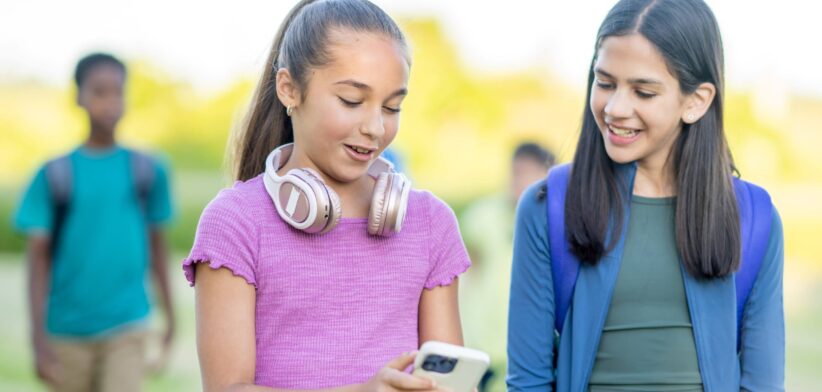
[412, 341, 490, 392]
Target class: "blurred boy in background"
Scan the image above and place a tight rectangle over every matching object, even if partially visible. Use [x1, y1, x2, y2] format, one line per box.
[14, 52, 175, 392]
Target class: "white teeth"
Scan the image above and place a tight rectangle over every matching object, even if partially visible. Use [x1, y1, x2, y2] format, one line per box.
[610, 126, 638, 137]
[350, 146, 370, 154]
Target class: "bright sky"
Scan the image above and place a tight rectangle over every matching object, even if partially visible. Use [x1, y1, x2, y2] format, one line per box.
[2, 0, 819, 96]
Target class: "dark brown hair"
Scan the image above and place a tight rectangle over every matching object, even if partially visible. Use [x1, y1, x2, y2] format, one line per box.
[232, 0, 407, 181]
[566, 0, 740, 278]
[74, 52, 126, 89]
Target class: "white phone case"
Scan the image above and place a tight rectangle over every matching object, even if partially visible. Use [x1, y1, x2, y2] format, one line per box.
[412, 341, 490, 392]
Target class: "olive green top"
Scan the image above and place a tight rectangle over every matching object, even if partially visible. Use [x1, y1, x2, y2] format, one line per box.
[589, 196, 703, 392]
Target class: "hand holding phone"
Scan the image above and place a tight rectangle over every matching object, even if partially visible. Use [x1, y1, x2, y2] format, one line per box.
[362, 351, 438, 392]
[412, 341, 490, 392]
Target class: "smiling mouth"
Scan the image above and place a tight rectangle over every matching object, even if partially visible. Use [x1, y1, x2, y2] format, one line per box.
[609, 124, 640, 137]
[343, 144, 378, 162]
[346, 145, 374, 154]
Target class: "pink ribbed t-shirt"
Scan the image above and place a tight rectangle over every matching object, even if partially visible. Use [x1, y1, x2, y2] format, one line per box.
[183, 175, 471, 388]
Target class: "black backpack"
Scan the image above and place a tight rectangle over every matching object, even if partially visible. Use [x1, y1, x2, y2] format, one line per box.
[44, 149, 156, 254]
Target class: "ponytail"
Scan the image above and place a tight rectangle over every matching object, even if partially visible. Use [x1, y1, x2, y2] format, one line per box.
[232, 0, 316, 181]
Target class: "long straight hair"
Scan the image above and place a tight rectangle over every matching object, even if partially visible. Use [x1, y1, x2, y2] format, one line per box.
[566, 0, 740, 279]
[232, 0, 407, 181]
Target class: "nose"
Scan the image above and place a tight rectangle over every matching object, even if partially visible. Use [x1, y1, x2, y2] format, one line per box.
[603, 88, 633, 120]
[360, 107, 386, 139]
[103, 95, 124, 115]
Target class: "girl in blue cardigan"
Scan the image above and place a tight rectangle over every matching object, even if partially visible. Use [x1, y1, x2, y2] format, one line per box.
[507, 0, 784, 391]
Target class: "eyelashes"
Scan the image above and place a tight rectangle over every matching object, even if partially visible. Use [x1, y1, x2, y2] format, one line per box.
[338, 97, 401, 113]
[338, 97, 362, 107]
[594, 80, 615, 90]
[594, 80, 657, 99]
[635, 90, 657, 99]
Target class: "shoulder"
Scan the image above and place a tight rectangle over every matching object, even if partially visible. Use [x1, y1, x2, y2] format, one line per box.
[42, 149, 78, 174]
[205, 175, 272, 218]
[733, 177, 783, 271]
[516, 180, 548, 225]
[201, 176, 274, 226]
[732, 177, 780, 238]
[547, 163, 572, 189]
[733, 177, 772, 201]
[37, 150, 78, 192]
[409, 189, 454, 217]
[123, 147, 168, 173]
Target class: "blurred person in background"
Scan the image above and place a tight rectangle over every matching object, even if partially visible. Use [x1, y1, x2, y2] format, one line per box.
[459, 142, 554, 391]
[13, 52, 176, 392]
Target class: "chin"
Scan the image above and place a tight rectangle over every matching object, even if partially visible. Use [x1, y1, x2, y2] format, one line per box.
[603, 148, 637, 165]
[327, 166, 369, 184]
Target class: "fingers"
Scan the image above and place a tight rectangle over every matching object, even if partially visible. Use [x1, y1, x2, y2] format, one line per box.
[382, 369, 437, 391]
[379, 352, 438, 391]
[385, 351, 417, 371]
[36, 356, 60, 385]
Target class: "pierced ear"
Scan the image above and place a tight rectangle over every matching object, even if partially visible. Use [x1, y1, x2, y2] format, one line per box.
[682, 82, 716, 124]
[275, 68, 301, 111]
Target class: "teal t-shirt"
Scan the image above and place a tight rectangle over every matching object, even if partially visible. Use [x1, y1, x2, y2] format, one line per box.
[14, 145, 173, 337]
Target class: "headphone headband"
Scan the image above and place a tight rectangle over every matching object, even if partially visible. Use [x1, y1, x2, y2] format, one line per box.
[263, 143, 410, 237]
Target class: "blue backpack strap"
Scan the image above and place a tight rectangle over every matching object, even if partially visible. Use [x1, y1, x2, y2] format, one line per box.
[45, 154, 72, 207]
[45, 154, 73, 254]
[126, 149, 156, 215]
[546, 164, 578, 333]
[733, 178, 773, 348]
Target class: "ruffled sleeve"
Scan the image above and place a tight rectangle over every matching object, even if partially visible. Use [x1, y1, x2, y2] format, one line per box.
[182, 189, 259, 288]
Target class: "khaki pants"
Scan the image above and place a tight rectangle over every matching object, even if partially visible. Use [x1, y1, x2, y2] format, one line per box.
[49, 329, 146, 392]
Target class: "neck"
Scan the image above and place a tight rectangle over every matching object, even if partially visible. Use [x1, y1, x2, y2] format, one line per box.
[86, 124, 116, 149]
[633, 159, 676, 197]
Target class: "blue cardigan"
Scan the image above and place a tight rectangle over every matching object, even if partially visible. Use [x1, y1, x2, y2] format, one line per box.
[507, 164, 785, 392]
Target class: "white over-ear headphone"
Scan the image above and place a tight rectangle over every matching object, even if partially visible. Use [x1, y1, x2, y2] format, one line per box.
[263, 143, 411, 237]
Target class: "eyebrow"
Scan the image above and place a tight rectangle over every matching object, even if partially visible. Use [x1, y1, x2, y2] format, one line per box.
[594, 67, 663, 85]
[334, 79, 408, 98]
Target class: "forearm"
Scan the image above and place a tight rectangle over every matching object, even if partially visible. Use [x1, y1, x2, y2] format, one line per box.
[150, 229, 175, 322]
[27, 237, 51, 343]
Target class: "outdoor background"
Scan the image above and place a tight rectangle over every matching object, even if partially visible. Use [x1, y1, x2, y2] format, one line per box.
[1, 0, 820, 390]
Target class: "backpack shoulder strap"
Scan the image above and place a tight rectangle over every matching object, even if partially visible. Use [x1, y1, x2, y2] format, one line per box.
[733, 178, 774, 344]
[45, 154, 73, 207]
[126, 149, 156, 212]
[44, 153, 73, 252]
[546, 163, 578, 333]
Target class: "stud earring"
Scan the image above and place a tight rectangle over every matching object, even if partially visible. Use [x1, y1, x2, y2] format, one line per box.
[287, 105, 294, 116]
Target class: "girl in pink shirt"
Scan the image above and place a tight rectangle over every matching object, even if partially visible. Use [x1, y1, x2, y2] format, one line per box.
[183, 0, 471, 391]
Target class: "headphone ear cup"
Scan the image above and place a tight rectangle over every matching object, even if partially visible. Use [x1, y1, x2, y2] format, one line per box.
[298, 168, 341, 234]
[368, 173, 391, 236]
[269, 172, 316, 227]
[388, 173, 411, 234]
[322, 180, 342, 235]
